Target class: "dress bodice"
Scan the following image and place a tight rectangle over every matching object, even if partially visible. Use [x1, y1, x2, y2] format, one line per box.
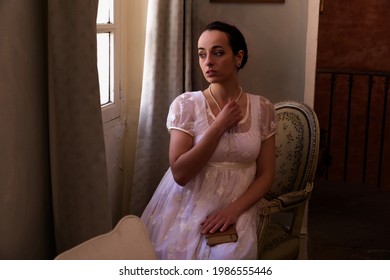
[167, 91, 276, 163]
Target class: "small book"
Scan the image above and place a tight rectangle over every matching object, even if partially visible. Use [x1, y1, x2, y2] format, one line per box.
[205, 225, 238, 246]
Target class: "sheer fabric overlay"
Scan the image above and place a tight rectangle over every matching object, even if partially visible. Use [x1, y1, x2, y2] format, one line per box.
[141, 91, 277, 259]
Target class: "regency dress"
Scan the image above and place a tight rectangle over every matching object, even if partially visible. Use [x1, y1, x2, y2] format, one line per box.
[141, 90, 277, 259]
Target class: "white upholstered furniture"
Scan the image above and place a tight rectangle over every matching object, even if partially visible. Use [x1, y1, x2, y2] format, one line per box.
[55, 215, 157, 260]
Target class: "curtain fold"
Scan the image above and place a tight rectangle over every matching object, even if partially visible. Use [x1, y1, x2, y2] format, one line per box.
[47, 0, 112, 253]
[130, 0, 193, 216]
[0, 0, 55, 259]
[0, 0, 111, 259]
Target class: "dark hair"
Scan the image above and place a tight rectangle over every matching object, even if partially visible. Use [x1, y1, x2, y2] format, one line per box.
[203, 21, 248, 70]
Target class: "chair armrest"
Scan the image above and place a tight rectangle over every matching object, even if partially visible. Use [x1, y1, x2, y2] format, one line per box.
[277, 189, 309, 207]
[260, 182, 313, 216]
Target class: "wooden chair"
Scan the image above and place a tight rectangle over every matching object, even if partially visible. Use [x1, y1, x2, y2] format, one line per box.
[257, 101, 320, 259]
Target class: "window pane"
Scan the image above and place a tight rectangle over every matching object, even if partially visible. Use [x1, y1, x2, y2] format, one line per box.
[97, 0, 113, 24]
[97, 33, 112, 105]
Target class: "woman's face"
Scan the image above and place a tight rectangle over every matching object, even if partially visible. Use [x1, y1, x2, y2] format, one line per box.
[197, 30, 243, 84]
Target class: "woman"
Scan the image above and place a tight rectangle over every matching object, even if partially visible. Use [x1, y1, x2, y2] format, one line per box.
[141, 21, 277, 259]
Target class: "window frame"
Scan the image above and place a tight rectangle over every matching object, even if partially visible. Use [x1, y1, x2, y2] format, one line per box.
[97, 0, 121, 123]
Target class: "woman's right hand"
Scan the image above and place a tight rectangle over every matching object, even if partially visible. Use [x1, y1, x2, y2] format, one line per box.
[169, 100, 241, 186]
[214, 100, 242, 132]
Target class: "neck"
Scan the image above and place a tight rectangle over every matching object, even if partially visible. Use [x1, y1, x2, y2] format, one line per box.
[208, 84, 243, 112]
[209, 83, 241, 102]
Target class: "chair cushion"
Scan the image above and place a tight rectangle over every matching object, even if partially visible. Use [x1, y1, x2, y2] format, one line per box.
[55, 215, 157, 260]
[261, 221, 299, 260]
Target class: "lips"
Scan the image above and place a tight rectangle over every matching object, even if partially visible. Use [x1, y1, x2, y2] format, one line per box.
[206, 70, 217, 77]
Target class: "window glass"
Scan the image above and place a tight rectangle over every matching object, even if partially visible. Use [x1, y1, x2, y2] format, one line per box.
[97, 0, 113, 24]
[97, 33, 112, 105]
[97, 0, 120, 121]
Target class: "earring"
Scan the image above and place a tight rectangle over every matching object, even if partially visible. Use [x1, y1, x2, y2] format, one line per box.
[237, 63, 241, 68]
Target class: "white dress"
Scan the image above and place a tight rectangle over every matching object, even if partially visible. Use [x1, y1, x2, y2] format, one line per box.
[141, 91, 277, 259]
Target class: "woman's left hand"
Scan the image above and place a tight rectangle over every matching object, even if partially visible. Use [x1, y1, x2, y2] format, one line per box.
[200, 205, 241, 234]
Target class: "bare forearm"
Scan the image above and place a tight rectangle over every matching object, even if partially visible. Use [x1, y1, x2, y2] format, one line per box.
[170, 123, 225, 186]
[231, 136, 275, 214]
[200, 172, 274, 234]
[200, 135, 276, 233]
[229, 174, 273, 215]
[170, 100, 243, 186]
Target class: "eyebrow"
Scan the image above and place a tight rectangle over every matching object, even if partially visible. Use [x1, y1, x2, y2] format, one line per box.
[198, 45, 224, 51]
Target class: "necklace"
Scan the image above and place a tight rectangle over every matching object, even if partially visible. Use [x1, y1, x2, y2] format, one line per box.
[208, 84, 243, 112]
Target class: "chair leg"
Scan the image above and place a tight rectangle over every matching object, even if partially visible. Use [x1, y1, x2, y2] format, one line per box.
[257, 215, 271, 259]
[298, 202, 309, 259]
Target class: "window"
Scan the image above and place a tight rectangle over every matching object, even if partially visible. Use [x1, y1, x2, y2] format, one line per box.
[97, 0, 121, 122]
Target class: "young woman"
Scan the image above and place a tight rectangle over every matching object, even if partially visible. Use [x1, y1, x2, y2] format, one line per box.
[141, 21, 277, 259]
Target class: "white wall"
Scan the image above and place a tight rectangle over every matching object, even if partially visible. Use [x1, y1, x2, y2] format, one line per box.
[192, 0, 318, 104]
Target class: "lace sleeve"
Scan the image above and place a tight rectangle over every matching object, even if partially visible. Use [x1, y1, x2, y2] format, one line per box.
[166, 93, 195, 137]
[259, 96, 277, 142]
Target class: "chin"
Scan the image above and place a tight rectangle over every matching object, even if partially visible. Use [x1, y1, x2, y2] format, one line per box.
[205, 77, 220, 84]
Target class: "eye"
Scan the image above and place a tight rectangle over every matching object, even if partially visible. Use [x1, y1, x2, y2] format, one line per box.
[214, 51, 224, 56]
[198, 52, 206, 59]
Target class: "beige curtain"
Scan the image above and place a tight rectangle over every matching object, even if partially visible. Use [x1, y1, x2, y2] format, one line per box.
[130, 0, 193, 215]
[0, 0, 111, 259]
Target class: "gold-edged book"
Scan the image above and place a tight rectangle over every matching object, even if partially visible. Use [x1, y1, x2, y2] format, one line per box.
[205, 225, 238, 246]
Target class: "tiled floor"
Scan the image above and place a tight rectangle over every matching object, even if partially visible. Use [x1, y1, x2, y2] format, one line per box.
[307, 179, 390, 260]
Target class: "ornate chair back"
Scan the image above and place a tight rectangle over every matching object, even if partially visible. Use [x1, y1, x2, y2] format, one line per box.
[257, 101, 320, 259]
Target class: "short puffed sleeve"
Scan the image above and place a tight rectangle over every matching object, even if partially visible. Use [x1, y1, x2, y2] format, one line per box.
[259, 96, 278, 142]
[166, 93, 196, 137]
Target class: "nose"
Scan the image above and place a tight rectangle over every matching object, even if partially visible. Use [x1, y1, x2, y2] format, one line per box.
[205, 54, 214, 67]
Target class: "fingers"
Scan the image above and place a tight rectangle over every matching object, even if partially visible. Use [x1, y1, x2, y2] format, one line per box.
[217, 102, 242, 130]
[200, 214, 233, 234]
[201, 221, 232, 234]
[202, 221, 223, 234]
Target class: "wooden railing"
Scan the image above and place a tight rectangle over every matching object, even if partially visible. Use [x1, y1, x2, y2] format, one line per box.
[315, 68, 390, 188]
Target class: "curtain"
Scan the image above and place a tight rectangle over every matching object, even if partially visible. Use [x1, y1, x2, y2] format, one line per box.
[130, 0, 193, 216]
[47, 0, 112, 254]
[0, 0, 111, 259]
